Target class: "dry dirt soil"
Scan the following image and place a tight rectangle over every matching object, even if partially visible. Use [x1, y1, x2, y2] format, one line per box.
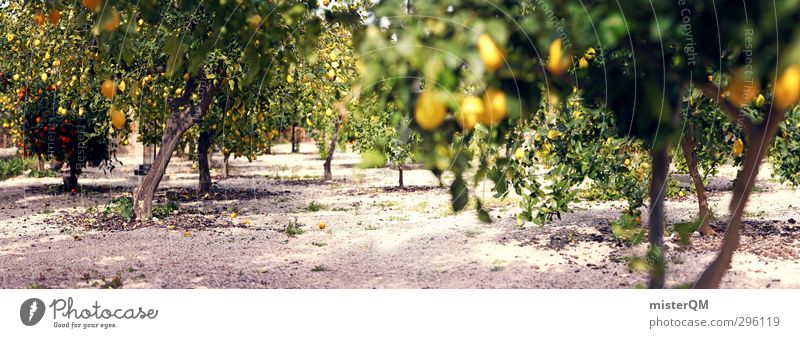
[1, 143, 798, 289]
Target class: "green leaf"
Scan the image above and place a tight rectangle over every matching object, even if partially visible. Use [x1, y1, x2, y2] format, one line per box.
[450, 175, 468, 212]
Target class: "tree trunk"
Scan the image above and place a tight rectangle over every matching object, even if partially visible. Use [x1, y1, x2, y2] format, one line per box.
[197, 131, 212, 194]
[291, 126, 298, 153]
[398, 166, 404, 189]
[648, 147, 670, 289]
[37, 154, 45, 172]
[694, 108, 785, 288]
[133, 69, 221, 219]
[63, 160, 79, 192]
[680, 137, 714, 236]
[323, 115, 343, 182]
[222, 154, 230, 179]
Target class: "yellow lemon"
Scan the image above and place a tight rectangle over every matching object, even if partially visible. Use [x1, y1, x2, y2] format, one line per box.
[547, 39, 571, 75]
[101, 79, 116, 99]
[287, 74, 294, 84]
[547, 129, 558, 140]
[481, 89, 507, 126]
[230, 211, 238, 218]
[118, 80, 126, 92]
[732, 138, 744, 157]
[578, 57, 589, 69]
[414, 90, 446, 131]
[725, 68, 761, 107]
[774, 65, 800, 110]
[477, 34, 503, 72]
[753, 94, 765, 108]
[247, 15, 262, 30]
[110, 107, 126, 129]
[514, 147, 526, 161]
[319, 221, 326, 230]
[583, 47, 596, 61]
[624, 158, 631, 167]
[457, 96, 484, 130]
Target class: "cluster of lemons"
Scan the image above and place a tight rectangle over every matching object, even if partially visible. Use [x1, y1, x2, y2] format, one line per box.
[413, 34, 509, 132]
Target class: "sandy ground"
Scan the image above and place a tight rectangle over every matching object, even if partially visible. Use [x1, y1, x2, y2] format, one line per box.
[0, 142, 798, 289]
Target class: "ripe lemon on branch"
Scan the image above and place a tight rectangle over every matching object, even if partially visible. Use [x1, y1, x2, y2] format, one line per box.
[457, 96, 484, 130]
[414, 90, 446, 131]
[477, 34, 503, 72]
[547, 39, 571, 75]
[110, 107, 125, 129]
[514, 147, 526, 161]
[732, 138, 744, 157]
[480, 89, 507, 126]
[725, 68, 761, 107]
[774, 65, 800, 110]
[101, 79, 116, 99]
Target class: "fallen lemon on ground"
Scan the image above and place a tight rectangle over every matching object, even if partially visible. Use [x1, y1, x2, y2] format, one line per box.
[230, 211, 237, 218]
[319, 221, 326, 230]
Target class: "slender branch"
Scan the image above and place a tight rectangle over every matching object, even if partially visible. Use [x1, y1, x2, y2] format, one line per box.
[697, 82, 755, 133]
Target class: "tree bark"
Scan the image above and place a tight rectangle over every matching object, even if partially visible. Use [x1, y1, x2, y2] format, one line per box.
[648, 147, 670, 289]
[680, 136, 714, 236]
[37, 154, 45, 172]
[291, 126, 298, 153]
[63, 160, 78, 192]
[398, 166, 404, 189]
[222, 153, 230, 179]
[197, 130, 212, 194]
[694, 106, 785, 288]
[133, 69, 221, 219]
[322, 115, 343, 182]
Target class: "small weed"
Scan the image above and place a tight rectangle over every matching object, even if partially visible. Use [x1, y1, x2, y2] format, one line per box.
[374, 200, 399, 209]
[364, 225, 379, 231]
[387, 215, 409, 221]
[26, 281, 47, 289]
[312, 242, 327, 247]
[153, 200, 180, 219]
[284, 217, 305, 236]
[411, 201, 429, 213]
[103, 197, 134, 221]
[311, 265, 328, 272]
[490, 259, 507, 272]
[306, 201, 325, 212]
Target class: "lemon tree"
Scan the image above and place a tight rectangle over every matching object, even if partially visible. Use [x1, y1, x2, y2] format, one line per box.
[358, 0, 800, 289]
[65, 0, 341, 218]
[0, 2, 123, 190]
